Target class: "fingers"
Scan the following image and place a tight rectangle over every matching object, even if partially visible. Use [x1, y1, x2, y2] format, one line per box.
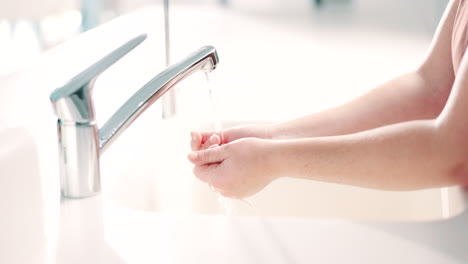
[190, 131, 202, 151]
[203, 134, 221, 149]
[191, 131, 221, 151]
[187, 144, 226, 165]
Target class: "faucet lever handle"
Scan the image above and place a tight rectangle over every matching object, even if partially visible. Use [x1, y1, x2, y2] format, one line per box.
[49, 34, 147, 123]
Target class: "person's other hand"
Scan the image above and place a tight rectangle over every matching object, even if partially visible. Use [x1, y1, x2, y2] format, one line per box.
[187, 138, 279, 199]
[190, 124, 272, 151]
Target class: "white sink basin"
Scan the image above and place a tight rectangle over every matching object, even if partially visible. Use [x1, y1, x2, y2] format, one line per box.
[100, 118, 468, 222]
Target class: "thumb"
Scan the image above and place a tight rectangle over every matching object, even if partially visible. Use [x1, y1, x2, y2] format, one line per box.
[188, 145, 226, 165]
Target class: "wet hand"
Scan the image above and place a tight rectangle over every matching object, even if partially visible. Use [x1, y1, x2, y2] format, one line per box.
[190, 124, 273, 151]
[187, 138, 279, 199]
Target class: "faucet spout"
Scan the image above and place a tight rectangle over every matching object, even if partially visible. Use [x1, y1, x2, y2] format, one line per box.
[99, 46, 219, 153]
[49, 34, 219, 198]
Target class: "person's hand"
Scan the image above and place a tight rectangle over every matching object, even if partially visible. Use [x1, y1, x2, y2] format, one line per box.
[187, 138, 280, 199]
[190, 124, 273, 151]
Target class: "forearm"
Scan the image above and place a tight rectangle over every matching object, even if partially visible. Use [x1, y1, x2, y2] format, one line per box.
[271, 120, 462, 190]
[271, 71, 450, 139]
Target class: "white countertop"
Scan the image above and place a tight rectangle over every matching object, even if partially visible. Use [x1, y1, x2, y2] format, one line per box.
[52, 195, 468, 264]
[1, 5, 468, 264]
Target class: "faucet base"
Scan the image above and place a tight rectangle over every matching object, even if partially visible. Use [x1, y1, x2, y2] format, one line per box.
[58, 120, 101, 198]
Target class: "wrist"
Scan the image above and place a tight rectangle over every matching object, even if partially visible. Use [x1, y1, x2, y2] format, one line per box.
[262, 139, 288, 180]
[262, 123, 275, 139]
[266, 138, 314, 180]
[265, 123, 287, 140]
[268, 122, 301, 140]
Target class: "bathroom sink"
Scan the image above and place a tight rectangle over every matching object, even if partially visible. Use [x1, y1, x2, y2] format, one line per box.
[22, 3, 464, 222]
[100, 118, 468, 222]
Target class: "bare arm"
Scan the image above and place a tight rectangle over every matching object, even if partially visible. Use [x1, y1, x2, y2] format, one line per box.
[188, 0, 467, 198]
[193, 1, 457, 150]
[189, 54, 468, 197]
[272, 50, 468, 190]
[271, 0, 458, 139]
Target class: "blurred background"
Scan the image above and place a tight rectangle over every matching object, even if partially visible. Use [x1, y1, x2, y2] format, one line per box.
[0, 0, 450, 122]
[0, 0, 447, 74]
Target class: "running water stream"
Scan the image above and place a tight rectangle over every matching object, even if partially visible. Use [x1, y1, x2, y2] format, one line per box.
[204, 70, 234, 215]
[163, 0, 255, 215]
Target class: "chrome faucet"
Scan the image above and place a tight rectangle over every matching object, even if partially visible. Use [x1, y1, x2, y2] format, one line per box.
[49, 34, 219, 198]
